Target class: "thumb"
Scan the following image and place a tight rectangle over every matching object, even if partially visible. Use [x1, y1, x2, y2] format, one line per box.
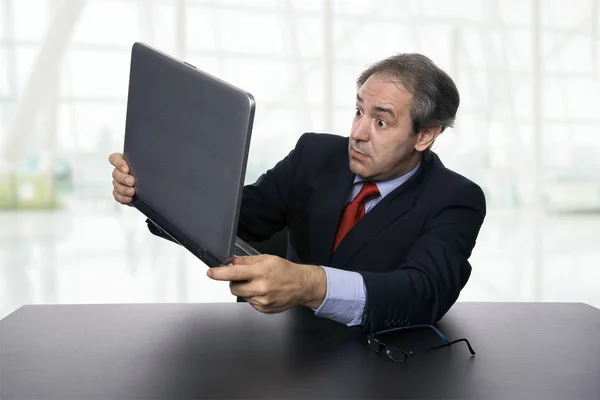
[232, 254, 272, 265]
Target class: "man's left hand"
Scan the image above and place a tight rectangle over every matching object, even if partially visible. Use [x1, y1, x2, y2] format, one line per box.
[207, 255, 327, 313]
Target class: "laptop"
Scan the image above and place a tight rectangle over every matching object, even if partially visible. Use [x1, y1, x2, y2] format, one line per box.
[122, 42, 260, 268]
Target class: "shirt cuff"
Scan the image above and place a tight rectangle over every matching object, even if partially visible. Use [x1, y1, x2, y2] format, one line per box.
[314, 266, 367, 326]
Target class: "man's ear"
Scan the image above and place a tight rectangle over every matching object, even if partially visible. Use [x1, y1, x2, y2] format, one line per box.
[414, 125, 443, 151]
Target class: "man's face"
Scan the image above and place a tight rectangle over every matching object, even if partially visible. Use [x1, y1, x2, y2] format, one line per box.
[348, 74, 420, 181]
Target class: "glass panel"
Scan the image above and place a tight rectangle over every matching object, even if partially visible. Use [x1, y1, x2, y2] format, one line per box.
[214, 9, 285, 54]
[57, 103, 125, 153]
[496, 0, 532, 25]
[15, 47, 39, 95]
[334, 22, 416, 60]
[187, 5, 216, 51]
[542, 0, 594, 29]
[71, 0, 139, 45]
[0, 2, 5, 40]
[289, 0, 322, 13]
[0, 48, 12, 96]
[150, 3, 178, 55]
[418, 0, 486, 20]
[544, 34, 594, 74]
[220, 58, 291, 103]
[12, 0, 48, 41]
[332, 62, 362, 107]
[332, 0, 373, 17]
[292, 17, 323, 58]
[60, 50, 130, 98]
[561, 79, 600, 119]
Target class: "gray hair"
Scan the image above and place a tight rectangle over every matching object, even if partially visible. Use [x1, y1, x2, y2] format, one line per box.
[356, 53, 459, 135]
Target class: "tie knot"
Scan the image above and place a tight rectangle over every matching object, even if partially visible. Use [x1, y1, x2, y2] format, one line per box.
[354, 181, 380, 204]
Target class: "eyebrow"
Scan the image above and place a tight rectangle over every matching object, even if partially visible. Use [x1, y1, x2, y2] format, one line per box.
[356, 94, 397, 120]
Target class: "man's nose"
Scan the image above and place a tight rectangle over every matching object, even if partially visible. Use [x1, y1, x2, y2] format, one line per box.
[350, 118, 370, 142]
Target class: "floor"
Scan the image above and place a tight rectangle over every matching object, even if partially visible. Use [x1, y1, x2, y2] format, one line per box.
[1, 198, 599, 320]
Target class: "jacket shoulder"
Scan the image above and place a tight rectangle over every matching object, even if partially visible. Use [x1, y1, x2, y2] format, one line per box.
[427, 152, 486, 207]
[297, 132, 348, 155]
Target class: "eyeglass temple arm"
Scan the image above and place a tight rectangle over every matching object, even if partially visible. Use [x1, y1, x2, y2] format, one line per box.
[413, 338, 476, 357]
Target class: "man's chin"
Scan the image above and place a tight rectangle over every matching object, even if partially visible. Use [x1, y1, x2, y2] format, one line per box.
[349, 159, 369, 177]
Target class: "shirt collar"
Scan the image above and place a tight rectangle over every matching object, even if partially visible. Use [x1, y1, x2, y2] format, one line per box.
[353, 161, 421, 199]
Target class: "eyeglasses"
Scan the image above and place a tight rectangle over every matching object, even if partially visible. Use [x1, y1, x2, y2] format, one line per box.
[366, 324, 475, 363]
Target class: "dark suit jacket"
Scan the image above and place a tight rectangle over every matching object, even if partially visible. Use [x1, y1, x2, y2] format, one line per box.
[149, 132, 486, 333]
[236, 132, 486, 333]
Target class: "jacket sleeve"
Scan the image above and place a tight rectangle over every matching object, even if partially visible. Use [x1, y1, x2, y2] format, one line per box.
[358, 183, 486, 333]
[146, 133, 308, 244]
[236, 133, 307, 243]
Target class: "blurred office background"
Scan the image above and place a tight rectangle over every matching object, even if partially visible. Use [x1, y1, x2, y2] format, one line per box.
[1, 0, 599, 319]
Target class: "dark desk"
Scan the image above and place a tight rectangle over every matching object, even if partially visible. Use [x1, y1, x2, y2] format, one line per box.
[1, 302, 599, 399]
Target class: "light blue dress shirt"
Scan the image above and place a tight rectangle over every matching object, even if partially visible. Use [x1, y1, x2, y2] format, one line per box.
[314, 162, 421, 326]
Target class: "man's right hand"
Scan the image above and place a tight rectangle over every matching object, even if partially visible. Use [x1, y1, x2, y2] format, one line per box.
[109, 152, 135, 205]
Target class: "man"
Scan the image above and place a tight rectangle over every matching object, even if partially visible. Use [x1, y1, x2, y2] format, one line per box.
[109, 53, 486, 334]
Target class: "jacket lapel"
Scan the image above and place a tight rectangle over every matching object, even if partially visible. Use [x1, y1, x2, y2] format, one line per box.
[329, 151, 437, 268]
[307, 152, 355, 265]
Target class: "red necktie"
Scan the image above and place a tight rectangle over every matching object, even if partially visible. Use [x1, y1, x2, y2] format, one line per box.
[333, 181, 380, 252]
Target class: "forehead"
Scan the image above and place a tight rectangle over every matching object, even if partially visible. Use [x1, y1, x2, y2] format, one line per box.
[357, 74, 412, 111]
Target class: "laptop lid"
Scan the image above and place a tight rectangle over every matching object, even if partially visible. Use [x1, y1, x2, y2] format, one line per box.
[123, 42, 255, 267]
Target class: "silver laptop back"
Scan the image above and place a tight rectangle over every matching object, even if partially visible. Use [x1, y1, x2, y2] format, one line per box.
[123, 42, 256, 266]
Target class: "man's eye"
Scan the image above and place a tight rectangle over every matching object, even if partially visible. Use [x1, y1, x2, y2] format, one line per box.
[355, 109, 363, 117]
[377, 120, 387, 127]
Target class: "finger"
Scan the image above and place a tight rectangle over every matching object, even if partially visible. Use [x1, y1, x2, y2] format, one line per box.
[112, 168, 135, 186]
[207, 265, 255, 281]
[113, 180, 135, 197]
[245, 296, 268, 310]
[229, 281, 265, 298]
[245, 298, 263, 312]
[232, 254, 272, 265]
[108, 153, 129, 174]
[113, 189, 133, 204]
[246, 298, 288, 314]
[108, 153, 120, 167]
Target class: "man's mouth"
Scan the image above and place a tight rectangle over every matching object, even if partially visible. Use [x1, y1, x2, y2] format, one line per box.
[353, 146, 367, 154]
[351, 148, 368, 159]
